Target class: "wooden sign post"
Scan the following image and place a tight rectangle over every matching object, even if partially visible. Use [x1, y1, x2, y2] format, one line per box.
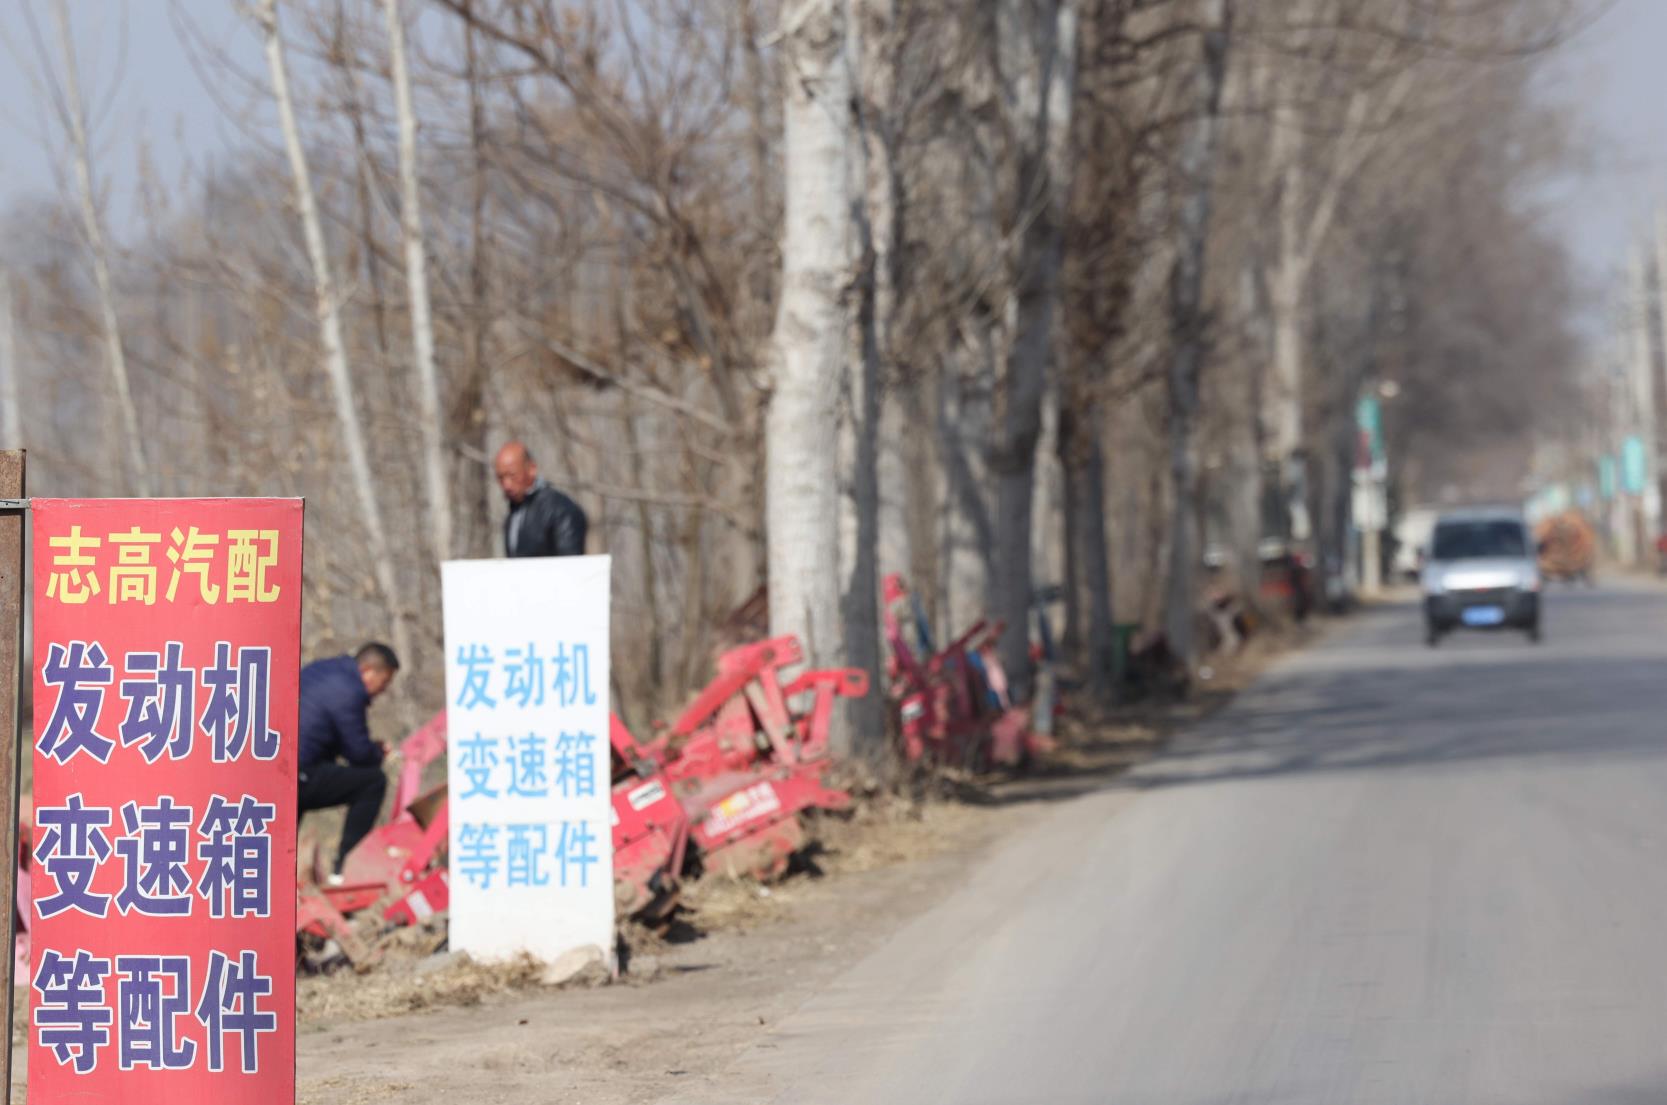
[0, 450, 25, 1104]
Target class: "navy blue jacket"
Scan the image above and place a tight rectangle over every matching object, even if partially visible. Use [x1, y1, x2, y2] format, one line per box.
[298, 656, 384, 770]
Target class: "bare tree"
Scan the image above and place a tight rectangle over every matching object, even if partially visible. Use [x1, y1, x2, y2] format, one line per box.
[1263, 25, 1415, 544]
[770, 0, 852, 689]
[455, 3, 494, 559]
[840, 0, 895, 764]
[1163, 0, 1232, 669]
[1057, 0, 1144, 695]
[49, 1, 149, 494]
[987, 0, 1076, 698]
[258, 0, 415, 699]
[383, 0, 453, 562]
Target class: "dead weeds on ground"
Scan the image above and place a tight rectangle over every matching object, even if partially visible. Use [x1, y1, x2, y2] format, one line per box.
[298, 949, 548, 1023]
[812, 793, 991, 875]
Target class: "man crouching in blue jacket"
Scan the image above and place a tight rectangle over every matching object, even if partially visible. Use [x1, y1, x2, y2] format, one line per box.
[298, 643, 400, 883]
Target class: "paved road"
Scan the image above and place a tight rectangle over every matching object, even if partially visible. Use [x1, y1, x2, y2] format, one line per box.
[671, 583, 1667, 1105]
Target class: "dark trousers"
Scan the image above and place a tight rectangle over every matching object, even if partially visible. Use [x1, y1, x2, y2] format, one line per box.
[298, 761, 387, 873]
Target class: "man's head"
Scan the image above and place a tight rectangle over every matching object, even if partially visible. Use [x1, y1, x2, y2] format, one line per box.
[355, 642, 400, 698]
[494, 441, 539, 505]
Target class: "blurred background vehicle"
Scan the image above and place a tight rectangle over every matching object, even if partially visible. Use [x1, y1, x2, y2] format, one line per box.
[1534, 510, 1597, 585]
[1421, 508, 1542, 646]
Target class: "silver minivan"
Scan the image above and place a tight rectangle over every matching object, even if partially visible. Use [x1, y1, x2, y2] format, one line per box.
[1420, 508, 1541, 645]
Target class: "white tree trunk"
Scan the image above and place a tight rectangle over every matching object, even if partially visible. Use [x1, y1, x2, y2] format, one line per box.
[939, 332, 996, 639]
[876, 387, 912, 578]
[459, 14, 496, 559]
[864, 0, 907, 582]
[1164, 0, 1232, 669]
[878, 371, 938, 598]
[52, 1, 149, 494]
[384, 0, 453, 562]
[1227, 262, 1269, 610]
[1258, 0, 1312, 473]
[1060, 401, 1114, 692]
[1267, 144, 1313, 543]
[837, 288, 883, 762]
[988, 0, 1074, 699]
[1225, 409, 1266, 613]
[768, 0, 850, 677]
[1032, 377, 1065, 596]
[260, 0, 415, 686]
[837, 0, 891, 766]
[1268, 162, 1305, 463]
[0, 273, 19, 449]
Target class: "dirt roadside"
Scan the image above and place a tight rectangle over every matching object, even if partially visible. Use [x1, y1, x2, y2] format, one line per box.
[294, 795, 1030, 1105]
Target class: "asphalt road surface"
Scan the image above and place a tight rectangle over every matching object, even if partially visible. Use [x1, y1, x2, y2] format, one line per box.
[669, 582, 1667, 1105]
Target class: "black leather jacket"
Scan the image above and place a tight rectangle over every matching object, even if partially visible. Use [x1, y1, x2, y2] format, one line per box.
[504, 482, 589, 557]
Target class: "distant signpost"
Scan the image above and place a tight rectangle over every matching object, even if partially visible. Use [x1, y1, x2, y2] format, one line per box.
[29, 497, 302, 1104]
[1622, 434, 1648, 496]
[441, 556, 614, 968]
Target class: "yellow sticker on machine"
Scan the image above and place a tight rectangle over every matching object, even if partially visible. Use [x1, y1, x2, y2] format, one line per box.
[703, 781, 782, 837]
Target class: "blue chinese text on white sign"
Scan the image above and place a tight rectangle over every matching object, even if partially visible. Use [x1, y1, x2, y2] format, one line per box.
[441, 556, 614, 965]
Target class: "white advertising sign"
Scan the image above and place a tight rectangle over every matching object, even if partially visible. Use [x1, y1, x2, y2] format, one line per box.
[441, 556, 614, 965]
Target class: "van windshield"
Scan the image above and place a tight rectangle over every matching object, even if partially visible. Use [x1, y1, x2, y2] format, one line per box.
[1431, 520, 1527, 560]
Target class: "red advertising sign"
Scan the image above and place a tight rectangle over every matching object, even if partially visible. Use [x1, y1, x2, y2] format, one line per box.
[29, 499, 302, 1104]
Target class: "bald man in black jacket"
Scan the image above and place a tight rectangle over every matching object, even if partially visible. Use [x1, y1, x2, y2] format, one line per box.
[494, 440, 588, 557]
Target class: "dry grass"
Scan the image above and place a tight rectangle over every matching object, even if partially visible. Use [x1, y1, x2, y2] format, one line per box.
[812, 793, 990, 875]
[676, 873, 793, 931]
[298, 950, 548, 1023]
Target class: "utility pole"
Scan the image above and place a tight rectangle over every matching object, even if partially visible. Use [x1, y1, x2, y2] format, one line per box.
[0, 453, 25, 1098]
[1625, 247, 1657, 563]
[1647, 211, 1667, 563]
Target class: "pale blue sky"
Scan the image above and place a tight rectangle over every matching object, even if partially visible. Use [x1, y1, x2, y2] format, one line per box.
[0, 2, 256, 223]
[0, 0, 1659, 320]
[1536, 0, 1667, 295]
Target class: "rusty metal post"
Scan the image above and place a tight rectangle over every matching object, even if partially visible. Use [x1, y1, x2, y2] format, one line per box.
[0, 451, 24, 1102]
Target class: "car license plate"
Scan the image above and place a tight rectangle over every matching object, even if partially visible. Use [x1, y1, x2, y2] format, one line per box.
[1462, 605, 1505, 626]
